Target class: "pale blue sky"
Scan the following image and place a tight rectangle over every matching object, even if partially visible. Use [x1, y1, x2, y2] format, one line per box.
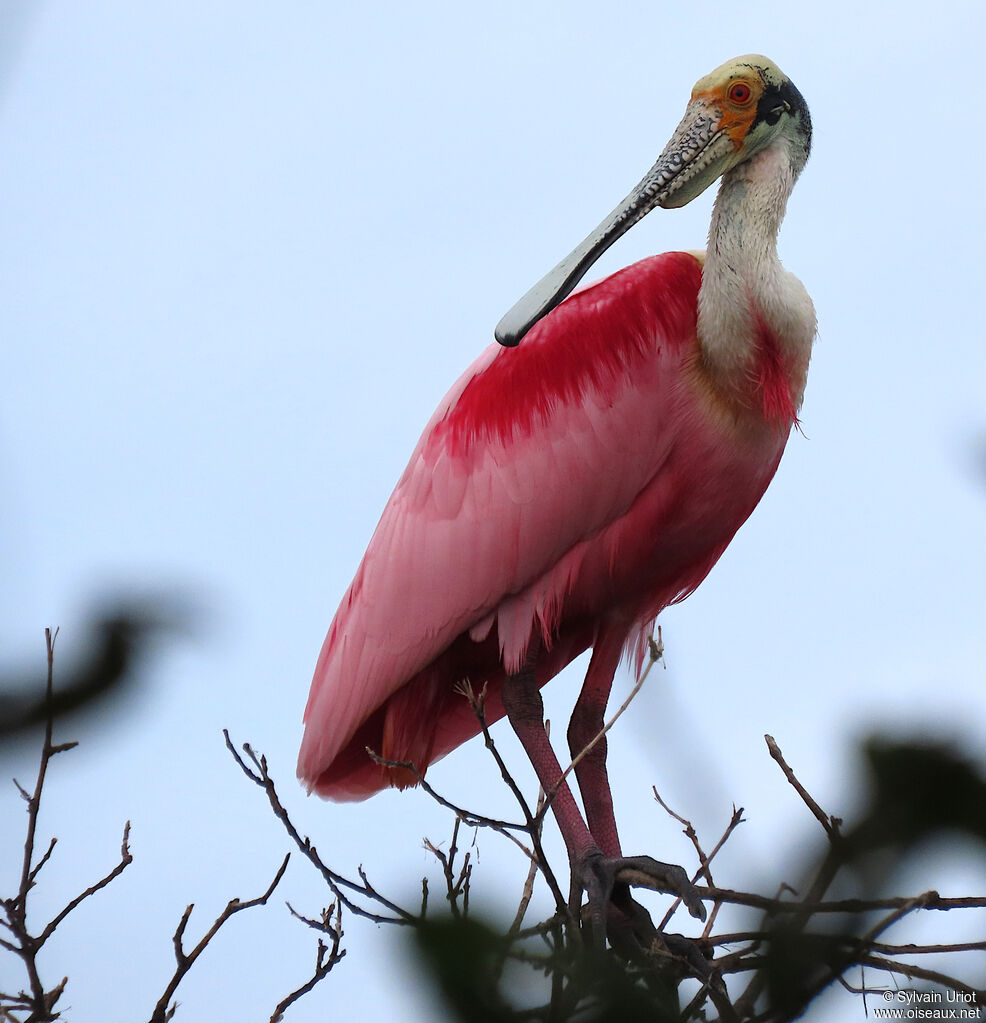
[2, 2, 985, 1020]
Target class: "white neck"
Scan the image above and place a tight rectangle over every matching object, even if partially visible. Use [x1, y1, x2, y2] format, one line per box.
[697, 138, 815, 415]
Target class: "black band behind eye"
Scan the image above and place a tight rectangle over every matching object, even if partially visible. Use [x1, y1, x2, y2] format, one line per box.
[754, 79, 812, 157]
[764, 104, 786, 126]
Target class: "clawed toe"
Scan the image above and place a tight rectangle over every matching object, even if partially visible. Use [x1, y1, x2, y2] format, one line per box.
[577, 850, 706, 953]
[611, 854, 706, 921]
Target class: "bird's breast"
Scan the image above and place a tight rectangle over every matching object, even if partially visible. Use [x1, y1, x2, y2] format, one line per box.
[564, 394, 791, 624]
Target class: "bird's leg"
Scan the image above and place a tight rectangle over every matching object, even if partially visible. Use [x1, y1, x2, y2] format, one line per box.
[565, 624, 706, 949]
[500, 646, 599, 870]
[567, 625, 653, 947]
[501, 645, 626, 946]
[501, 638, 705, 950]
[567, 624, 626, 858]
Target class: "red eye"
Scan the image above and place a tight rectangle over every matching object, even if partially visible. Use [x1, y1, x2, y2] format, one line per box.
[728, 82, 752, 104]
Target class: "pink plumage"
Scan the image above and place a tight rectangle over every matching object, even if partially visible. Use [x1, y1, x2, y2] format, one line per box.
[299, 250, 797, 799]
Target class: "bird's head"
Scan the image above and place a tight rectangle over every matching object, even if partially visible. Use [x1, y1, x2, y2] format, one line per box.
[656, 54, 812, 209]
[495, 54, 811, 347]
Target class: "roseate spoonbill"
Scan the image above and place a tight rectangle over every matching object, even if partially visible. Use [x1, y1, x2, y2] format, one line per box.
[300, 54, 814, 936]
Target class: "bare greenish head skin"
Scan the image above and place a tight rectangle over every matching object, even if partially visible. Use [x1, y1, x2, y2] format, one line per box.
[659, 54, 811, 207]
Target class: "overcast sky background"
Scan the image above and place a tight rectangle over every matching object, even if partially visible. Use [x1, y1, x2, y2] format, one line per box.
[2, 2, 984, 1020]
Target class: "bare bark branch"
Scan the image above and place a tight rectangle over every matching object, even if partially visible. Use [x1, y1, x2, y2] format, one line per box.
[148, 854, 290, 1023]
[765, 733, 842, 841]
[38, 823, 132, 945]
[1, 629, 134, 1022]
[224, 730, 416, 926]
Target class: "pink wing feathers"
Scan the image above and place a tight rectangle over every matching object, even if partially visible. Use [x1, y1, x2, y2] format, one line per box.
[299, 252, 712, 798]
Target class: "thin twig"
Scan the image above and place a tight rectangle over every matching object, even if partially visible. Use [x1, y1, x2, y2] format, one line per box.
[0, 629, 134, 1023]
[224, 731, 416, 925]
[851, 954, 985, 1002]
[269, 904, 345, 1022]
[735, 735, 848, 1017]
[149, 855, 290, 1023]
[507, 780, 548, 938]
[654, 796, 745, 932]
[699, 885, 986, 915]
[365, 748, 530, 844]
[710, 931, 986, 955]
[773, 892, 960, 1019]
[765, 733, 842, 841]
[423, 817, 473, 918]
[38, 823, 132, 944]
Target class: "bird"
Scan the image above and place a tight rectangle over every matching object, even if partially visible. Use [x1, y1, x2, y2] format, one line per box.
[299, 54, 814, 935]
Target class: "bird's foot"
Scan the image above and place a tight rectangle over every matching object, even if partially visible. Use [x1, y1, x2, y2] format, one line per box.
[611, 854, 706, 920]
[578, 851, 706, 954]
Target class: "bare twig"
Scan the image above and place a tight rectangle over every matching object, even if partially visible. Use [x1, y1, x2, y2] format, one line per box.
[0, 629, 133, 1023]
[735, 734, 849, 1017]
[365, 748, 530, 843]
[653, 796, 745, 933]
[269, 904, 345, 1022]
[764, 892, 977, 1019]
[224, 731, 416, 926]
[710, 931, 986, 955]
[507, 778, 548, 939]
[423, 817, 473, 918]
[149, 854, 290, 1023]
[38, 822, 133, 945]
[698, 885, 986, 916]
[851, 954, 985, 1002]
[765, 733, 842, 841]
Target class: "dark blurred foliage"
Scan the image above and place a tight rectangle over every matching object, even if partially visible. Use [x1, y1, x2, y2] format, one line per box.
[414, 915, 683, 1023]
[410, 737, 986, 1022]
[854, 739, 986, 851]
[759, 738, 986, 1021]
[0, 595, 191, 740]
[413, 918, 519, 1023]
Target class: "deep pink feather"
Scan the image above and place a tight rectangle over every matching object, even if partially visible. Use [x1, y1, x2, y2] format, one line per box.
[299, 251, 796, 799]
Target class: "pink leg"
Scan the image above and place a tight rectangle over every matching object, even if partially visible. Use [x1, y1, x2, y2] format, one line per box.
[500, 658, 597, 867]
[566, 623, 626, 859]
[501, 641, 707, 943]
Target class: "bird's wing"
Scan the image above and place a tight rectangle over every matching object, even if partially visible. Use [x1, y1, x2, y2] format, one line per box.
[299, 251, 703, 784]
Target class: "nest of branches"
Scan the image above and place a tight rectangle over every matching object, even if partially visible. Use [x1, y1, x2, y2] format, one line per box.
[3, 630, 985, 1022]
[225, 635, 986, 1022]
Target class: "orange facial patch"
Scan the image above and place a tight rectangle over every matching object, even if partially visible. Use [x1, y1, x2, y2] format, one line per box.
[692, 75, 764, 150]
